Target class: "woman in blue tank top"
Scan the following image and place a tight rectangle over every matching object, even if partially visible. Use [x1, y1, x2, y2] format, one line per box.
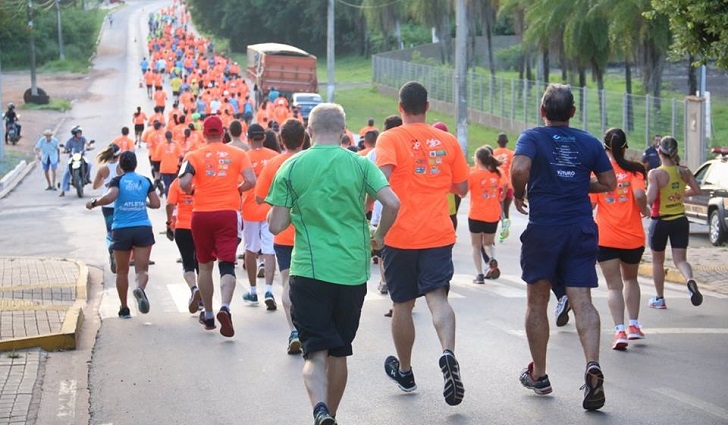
[86, 151, 161, 319]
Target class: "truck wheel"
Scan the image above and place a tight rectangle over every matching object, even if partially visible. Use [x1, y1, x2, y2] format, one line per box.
[709, 210, 727, 246]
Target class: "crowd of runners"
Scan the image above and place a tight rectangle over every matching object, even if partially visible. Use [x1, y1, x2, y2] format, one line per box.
[69, 1, 708, 423]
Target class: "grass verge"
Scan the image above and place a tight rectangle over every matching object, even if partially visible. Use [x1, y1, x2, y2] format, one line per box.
[0, 151, 32, 180]
[22, 99, 73, 112]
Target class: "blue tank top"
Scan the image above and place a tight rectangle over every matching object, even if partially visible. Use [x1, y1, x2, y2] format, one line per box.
[109, 172, 154, 229]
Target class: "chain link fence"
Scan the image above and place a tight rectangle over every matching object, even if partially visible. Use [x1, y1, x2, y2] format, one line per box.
[373, 55, 687, 155]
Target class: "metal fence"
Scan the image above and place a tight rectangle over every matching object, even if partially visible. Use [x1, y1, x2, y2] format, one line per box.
[373, 55, 686, 152]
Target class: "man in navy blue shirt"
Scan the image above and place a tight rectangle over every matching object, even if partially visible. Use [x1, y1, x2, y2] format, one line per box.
[641, 134, 662, 173]
[511, 84, 616, 411]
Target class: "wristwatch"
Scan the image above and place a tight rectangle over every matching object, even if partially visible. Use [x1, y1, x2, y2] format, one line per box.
[91, 199, 98, 208]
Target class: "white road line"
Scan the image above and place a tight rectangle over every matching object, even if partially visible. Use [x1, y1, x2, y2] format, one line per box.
[57, 379, 77, 419]
[653, 387, 728, 421]
[99, 288, 121, 319]
[167, 283, 192, 313]
[506, 328, 728, 337]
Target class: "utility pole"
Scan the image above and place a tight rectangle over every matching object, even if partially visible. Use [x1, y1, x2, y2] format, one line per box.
[56, 0, 65, 60]
[454, 0, 468, 156]
[28, 0, 39, 97]
[0, 49, 5, 160]
[326, 0, 335, 102]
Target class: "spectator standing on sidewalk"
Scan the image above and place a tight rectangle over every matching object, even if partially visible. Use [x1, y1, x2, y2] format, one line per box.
[34, 129, 60, 190]
[376, 81, 469, 406]
[85, 151, 160, 318]
[266, 103, 399, 425]
[646, 136, 703, 309]
[511, 83, 615, 411]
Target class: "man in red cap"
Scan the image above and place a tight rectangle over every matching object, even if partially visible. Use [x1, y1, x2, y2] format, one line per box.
[179, 115, 256, 337]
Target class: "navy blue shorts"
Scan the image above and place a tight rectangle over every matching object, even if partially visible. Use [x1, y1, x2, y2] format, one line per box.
[382, 244, 454, 303]
[274, 244, 293, 271]
[520, 221, 598, 288]
[111, 226, 155, 251]
[648, 217, 689, 251]
[289, 276, 367, 358]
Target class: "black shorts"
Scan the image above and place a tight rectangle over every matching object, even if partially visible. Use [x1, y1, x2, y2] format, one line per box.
[649, 216, 689, 251]
[382, 244, 454, 303]
[289, 276, 367, 358]
[151, 161, 161, 173]
[597, 246, 645, 264]
[468, 218, 498, 234]
[174, 228, 198, 273]
[274, 243, 293, 272]
[134, 124, 145, 134]
[111, 226, 155, 251]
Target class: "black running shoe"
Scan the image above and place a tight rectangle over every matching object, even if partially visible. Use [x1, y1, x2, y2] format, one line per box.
[439, 350, 465, 406]
[118, 306, 131, 319]
[384, 355, 417, 392]
[198, 311, 215, 330]
[216, 307, 235, 337]
[132, 287, 150, 314]
[188, 287, 201, 314]
[581, 361, 605, 411]
[109, 252, 116, 274]
[519, 362, 552, 395]
[313, 409, 336, 425]
[687, 280, 703, 306]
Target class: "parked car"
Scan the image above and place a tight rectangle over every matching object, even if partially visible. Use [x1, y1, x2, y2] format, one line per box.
[684, 148, 728, 246]
[291, 92, 322, 124]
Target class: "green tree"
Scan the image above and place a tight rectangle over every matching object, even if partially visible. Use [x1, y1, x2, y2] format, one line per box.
[407, 0, 453, 64]
[651, 0, 728, 71]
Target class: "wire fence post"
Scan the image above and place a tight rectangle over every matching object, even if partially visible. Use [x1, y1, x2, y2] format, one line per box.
[671, 97, 677, 138]
[645, 94, 651, 148]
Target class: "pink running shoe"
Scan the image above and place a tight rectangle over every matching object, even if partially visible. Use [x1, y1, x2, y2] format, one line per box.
[627, 325, 645, 340]
[612, 331, 628, 351]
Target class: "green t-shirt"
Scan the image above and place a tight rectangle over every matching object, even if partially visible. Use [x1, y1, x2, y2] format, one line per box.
[266, 144, 389, 285]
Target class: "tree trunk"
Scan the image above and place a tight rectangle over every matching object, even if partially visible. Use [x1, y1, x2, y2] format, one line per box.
[437, 13, 452, 64]
[484, 3, 495, 76]
[687, 55, 698, 95]
[626, 60, 634, 131]
[560, 55, 568, 82]
[542, 48, 550, 84]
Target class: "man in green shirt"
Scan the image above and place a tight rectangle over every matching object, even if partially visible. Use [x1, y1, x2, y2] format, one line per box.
[267, 103, 400, 425]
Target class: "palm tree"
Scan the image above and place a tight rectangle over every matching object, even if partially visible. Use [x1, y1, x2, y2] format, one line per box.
[408, 0, 453, 64]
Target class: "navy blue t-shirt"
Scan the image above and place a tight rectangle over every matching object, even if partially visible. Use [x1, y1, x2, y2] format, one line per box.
[514, 126, 612, 225]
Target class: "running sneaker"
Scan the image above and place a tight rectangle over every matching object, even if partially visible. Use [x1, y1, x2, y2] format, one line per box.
[498, 218, 511, 242]
[555, 295, 571, 327]
[627, 325, 645, 340]
[611, 331, 628, 351]
[264, 292, 277, 311]
[118, 306, 131, 319]
[287, 330, 302, 355]
[484, 259, 500, 280]
[243, 292, 259, 305]
[313, 409, 336, 425]
[384, 355, 417, 392]
[648, 297, 666, 309]
[378, 281, 388, 295]
[132, 287, 150, 314]
[257, 263, 265, 278]
[216, 307, 235, 337]
[581, 362, 605, 411]
[198, 311, 215, 330]
[473, 273, 485, 285]
[109, 252, 116, 274]
[439, 350, 465, 406]
[188, 287, 201, 314]
[687, 279, 703, 306]
[384, 309, 393, 317]
[519, 362, 552, 395]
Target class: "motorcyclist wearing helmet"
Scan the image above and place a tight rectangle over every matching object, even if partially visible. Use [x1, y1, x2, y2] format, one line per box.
[3, 103, 21, 143]
[59, 126, 92, 197]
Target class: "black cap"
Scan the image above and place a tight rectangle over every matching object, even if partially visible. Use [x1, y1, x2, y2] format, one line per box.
[247, 123, 265, 140]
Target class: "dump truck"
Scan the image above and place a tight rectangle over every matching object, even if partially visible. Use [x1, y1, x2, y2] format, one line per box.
[246, 43, 318, 106]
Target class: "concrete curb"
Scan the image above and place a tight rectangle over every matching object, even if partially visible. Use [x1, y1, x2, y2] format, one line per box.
[0, 259, 88, 353]
[0, 160, 37, 200]
[638, 263, 685, 284]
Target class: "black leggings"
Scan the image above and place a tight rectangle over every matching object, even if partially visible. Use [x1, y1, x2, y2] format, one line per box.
[174, 228, 198, 273]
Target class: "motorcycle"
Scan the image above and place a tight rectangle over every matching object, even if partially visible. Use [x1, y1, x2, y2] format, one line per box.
[5, 122, 20, 145]
[60, 140, 95, 198]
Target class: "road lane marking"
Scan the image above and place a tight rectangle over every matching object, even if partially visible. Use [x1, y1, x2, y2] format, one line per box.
[167, 283, 191, 313]
[653, 387, 728, 421]
[507, 328, 728, 337]
[57, 379, 77, 419]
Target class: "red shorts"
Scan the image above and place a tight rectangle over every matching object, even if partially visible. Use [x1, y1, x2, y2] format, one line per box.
[191, 210, 241, 263]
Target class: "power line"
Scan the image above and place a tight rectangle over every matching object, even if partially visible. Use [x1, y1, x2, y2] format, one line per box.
[334, 0, 403, 10]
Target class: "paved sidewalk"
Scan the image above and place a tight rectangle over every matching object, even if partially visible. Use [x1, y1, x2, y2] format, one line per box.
[638, 246, 728, 296]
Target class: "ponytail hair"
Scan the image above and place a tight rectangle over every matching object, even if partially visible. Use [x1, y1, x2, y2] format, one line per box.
[603, 127, 646, 179]
[96, 143, 121, 164]
[475, 145, 501, 176]
[658, 136, 681, 166]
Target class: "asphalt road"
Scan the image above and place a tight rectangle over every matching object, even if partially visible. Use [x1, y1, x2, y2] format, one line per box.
[0, 1, 726, 424]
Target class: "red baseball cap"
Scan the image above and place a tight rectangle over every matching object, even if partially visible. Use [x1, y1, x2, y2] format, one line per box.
[203, 115, 224, 137]
[432, 122, 448, 132]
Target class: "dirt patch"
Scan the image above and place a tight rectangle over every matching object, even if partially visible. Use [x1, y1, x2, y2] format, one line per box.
[2, 71, 94, 159]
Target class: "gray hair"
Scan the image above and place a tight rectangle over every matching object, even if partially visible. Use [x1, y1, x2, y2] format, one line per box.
[309, 103, 346, 137]
[541, 84, 574, 122]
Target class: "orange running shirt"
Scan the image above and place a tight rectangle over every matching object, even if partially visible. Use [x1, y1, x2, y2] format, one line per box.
[376, 122, 469, 249]
[133, 112, 147, 126]
[184, 143, 251, 212]
[492, 147, 514, 189]
[241, 147, 279, 221]
[154, 90, 167, 108]
[590, 161, 646, 249]
[113, 135, 135, 152]
[148, 131, 166, 161]
[255, 152, 296, 246]
[157, 141, 183, 174]
[468, 168, 504, 223]
[166, 178, 194, 229]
